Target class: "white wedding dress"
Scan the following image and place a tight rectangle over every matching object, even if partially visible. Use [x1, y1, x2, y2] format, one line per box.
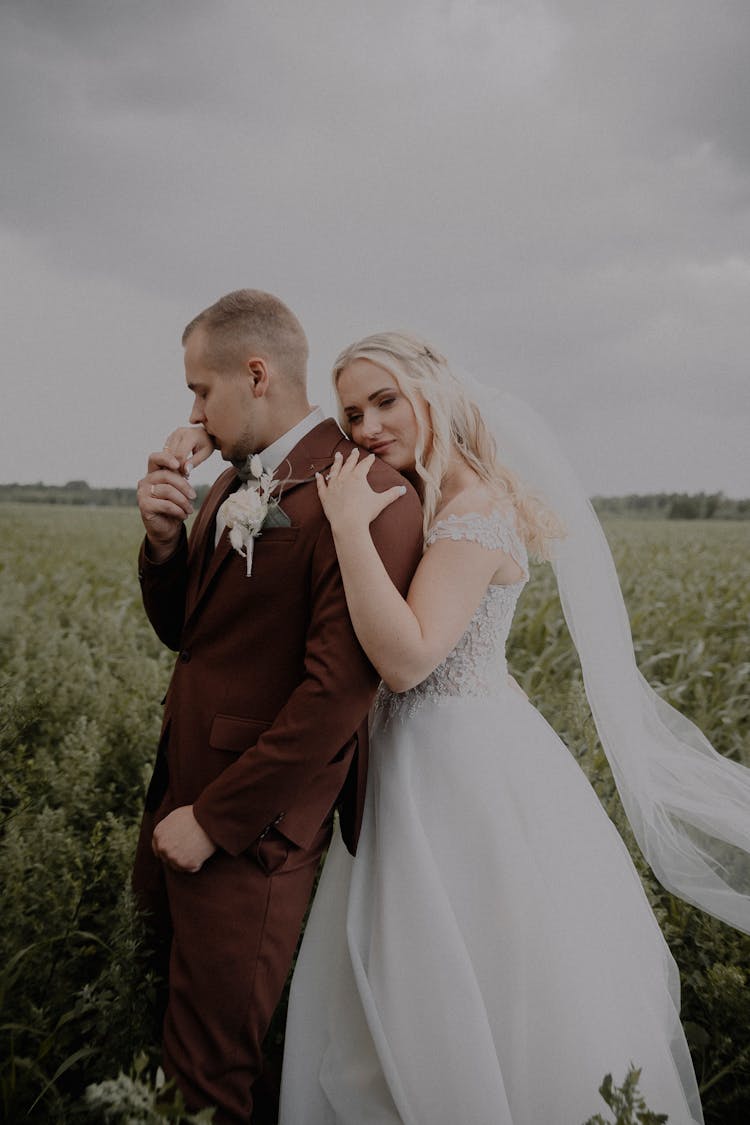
[279, 510, 703, 1125]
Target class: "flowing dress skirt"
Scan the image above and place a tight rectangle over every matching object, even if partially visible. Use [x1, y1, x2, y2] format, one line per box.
[280, 685, 702, 1125]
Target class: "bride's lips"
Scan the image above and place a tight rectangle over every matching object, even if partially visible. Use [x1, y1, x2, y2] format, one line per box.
[367, 440, 394, 456]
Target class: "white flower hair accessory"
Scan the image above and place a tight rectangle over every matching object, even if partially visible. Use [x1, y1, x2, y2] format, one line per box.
[218, 458, 289, 576]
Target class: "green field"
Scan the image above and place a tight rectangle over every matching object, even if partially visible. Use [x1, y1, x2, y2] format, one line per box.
[1, 505, 749, 1122]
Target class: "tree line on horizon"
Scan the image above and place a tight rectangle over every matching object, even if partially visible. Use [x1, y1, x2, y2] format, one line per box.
[591, 490, 750, 520]
[0, 480, 212, 508]
[0, 480, 748, 519]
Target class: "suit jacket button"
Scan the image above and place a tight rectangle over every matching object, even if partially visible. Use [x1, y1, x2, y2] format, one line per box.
[179, 649, 191, 663]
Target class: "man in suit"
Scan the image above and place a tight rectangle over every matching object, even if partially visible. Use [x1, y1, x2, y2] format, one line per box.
[133, 289, 424, 1123]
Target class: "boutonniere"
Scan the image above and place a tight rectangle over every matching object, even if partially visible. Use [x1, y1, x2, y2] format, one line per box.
[218, 455, 290, 577]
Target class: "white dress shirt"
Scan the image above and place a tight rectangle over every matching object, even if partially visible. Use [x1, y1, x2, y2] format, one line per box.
[258, 405, 326, 476]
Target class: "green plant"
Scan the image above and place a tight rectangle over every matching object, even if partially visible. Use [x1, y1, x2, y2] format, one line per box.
[2, 508, 749, 1121]
[583, 1065, 669, 1124]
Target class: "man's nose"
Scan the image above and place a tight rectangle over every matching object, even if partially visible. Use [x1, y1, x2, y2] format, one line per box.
[190, 399, 204, 425]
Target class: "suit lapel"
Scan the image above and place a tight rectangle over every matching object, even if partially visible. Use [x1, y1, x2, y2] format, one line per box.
[184, 419, 349, 625]
[185, 468, 237, 620]
[271, 418, 349, 504]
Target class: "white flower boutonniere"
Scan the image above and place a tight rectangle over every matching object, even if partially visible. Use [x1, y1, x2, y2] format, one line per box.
[218, 456, 289, 577]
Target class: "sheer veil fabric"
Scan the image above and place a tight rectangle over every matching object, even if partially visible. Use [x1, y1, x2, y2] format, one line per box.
[462, 377, 750, 932]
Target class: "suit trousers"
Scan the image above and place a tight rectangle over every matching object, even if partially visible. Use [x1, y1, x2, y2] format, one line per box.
[133, 814, 331, 1124]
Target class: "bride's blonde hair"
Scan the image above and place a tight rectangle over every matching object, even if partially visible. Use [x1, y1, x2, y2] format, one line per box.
[332, 331, 564, 559]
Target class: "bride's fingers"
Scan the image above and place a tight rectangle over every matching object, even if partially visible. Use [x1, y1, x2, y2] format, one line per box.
[325, 448, 362, 485]
[371, 484, 407, 516]
[326, 451, 344, 481]
[337, 449, 361, 479]
[352, 452, 376, 479]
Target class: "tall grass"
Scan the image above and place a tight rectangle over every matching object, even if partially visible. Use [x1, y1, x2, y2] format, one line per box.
[1, 506, 748, 1122]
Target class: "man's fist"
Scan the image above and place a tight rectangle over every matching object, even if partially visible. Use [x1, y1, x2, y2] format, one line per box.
[152, 805, 217, 873]
[163, 425, 216, 475]
[137, 449, 197, 560]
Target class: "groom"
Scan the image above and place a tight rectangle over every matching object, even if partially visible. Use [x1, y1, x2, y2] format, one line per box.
[133, 289, 423, 1123]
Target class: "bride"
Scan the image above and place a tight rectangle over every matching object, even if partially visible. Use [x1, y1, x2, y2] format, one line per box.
[274, 331, 750, 1125]
[168, 331, 750, 1123]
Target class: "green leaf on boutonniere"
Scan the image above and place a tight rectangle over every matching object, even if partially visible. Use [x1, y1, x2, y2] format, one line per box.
[263, 505, 292, 529]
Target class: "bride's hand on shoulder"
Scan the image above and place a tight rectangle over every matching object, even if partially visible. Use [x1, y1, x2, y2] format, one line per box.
[316, 449, 407, 534]
[163, 425, 216, 476]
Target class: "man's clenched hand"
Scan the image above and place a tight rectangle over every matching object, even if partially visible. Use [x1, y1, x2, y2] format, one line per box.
[152, 805, 217, 873]
[137, 450, 197, 561]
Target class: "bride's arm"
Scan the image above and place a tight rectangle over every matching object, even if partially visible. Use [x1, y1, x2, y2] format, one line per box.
[317, 451, 522, 692]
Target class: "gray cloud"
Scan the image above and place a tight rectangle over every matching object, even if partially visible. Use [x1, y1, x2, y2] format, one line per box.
[1, 0, 748, 494]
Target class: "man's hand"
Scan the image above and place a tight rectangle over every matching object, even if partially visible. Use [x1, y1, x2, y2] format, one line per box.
[152, 805, 217, 873]
[163, 425, 216, 476]
[137, 449, 197, 561]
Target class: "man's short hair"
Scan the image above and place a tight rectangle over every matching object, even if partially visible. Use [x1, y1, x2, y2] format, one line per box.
[182, 289, 309, 384]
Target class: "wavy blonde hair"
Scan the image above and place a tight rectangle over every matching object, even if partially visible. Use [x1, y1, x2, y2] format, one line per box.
[332, 331, 564, 560]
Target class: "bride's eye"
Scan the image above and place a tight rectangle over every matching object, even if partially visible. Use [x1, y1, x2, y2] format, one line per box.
[347, 412, 363, 425]
[378, 397, 396, 409]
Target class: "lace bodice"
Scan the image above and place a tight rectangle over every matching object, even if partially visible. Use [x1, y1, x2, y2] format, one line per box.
[375, 510, 528, 724]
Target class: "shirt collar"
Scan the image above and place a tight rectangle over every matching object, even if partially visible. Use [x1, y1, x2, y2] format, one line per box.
[259, 406, 326, 474]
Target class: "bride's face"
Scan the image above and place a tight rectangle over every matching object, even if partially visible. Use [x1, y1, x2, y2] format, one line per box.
[336, 359, 431, 472]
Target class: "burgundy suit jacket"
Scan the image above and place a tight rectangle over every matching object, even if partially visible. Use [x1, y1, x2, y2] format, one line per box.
[138, 419, 424, 856]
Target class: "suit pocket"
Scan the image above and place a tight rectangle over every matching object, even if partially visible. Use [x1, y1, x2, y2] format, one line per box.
[253, 826, 293, 876]
[208, 713, 271, 754]
[258, 527, 299, 544]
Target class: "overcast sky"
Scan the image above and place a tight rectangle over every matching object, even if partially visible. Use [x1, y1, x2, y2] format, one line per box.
[2, 0, 748, 496]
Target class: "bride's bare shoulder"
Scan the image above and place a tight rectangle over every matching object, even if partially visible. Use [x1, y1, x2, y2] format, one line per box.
[434, 481, 514, 524]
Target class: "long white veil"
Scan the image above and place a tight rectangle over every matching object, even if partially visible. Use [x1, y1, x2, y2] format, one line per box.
[463, 376, 750, 933]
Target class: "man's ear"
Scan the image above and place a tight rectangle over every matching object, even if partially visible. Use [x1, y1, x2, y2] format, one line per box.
[246, 357, 270, 397]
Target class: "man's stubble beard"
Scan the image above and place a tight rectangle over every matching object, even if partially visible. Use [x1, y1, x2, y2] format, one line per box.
[226, 420, 259, 469]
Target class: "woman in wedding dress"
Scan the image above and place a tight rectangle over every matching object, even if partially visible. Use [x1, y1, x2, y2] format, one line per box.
[274, 330, 750, 1125]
